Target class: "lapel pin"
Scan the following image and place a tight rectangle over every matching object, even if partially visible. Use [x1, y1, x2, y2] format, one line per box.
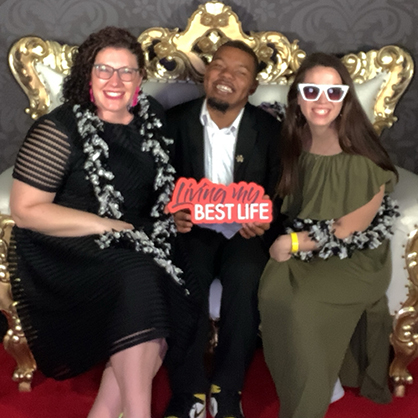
[236, 154, 244, 163]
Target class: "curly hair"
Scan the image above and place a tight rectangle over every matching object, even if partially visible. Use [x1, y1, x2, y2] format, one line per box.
[62, 26, 145, 108]
[276, 52, 397, 197]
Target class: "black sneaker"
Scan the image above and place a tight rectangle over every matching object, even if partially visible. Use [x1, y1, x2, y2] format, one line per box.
[164, 393, 206, 418]
[209, 385, 244, 418]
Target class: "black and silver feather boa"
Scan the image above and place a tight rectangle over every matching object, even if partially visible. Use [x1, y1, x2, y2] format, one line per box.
[73, 92, 184, 286]
[288, 194, 400, 262]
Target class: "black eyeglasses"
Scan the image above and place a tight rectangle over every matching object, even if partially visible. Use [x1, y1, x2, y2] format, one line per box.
[298, 83, 349, 102]
[93, 64, 140, 82]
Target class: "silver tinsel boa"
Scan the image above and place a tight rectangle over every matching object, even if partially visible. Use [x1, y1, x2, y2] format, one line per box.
[73, 92, 183, 286]
[288, 194, 400, 262]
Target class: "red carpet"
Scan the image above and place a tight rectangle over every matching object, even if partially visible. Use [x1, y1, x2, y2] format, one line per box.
[0, 344, 417, 417]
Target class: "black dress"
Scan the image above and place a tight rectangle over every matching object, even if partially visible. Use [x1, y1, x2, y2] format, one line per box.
[11, 103, 172, 380]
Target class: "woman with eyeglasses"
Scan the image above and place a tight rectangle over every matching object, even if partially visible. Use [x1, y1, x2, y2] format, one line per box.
[9, 26, 183, 418]
[258, 52, 398, 418]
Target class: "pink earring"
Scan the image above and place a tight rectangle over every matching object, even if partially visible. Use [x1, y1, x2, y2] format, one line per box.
[89, 82, 95, 103]
[131, 86, 140, 107]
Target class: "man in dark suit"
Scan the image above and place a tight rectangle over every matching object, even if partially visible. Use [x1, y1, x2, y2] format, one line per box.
[165, 40, 282, 418]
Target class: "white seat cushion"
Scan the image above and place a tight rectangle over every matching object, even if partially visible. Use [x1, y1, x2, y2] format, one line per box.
[387, 166, 418, 314]
[0, 166, 13, 215]
[209, 278, 223, 320]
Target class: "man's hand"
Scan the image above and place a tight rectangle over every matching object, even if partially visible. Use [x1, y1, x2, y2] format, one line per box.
[239, 194, 272, 239]
[173, 209, 193, 233]
[239, 221, 270, 239]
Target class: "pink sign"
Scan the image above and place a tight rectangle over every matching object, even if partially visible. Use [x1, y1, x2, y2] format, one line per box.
[167, 178, 272, 223]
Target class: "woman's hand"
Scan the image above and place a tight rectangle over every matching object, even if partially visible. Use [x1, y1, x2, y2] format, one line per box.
[269, 235, 292, 262]
[100, 218, 134, 233]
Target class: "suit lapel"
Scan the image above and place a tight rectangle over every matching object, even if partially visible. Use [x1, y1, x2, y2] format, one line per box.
[234, 104, 257, 181]
[187, 100, 205, 180]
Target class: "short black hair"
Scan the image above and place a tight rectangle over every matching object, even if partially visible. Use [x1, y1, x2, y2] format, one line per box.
[215, 40, 259, 78]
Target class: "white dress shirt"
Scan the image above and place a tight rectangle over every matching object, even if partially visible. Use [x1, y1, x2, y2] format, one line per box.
[200, 100, 244, 185]
[198, 100, 245, 238]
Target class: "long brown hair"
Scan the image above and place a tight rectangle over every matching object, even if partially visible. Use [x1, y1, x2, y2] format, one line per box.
[276, 52, 397, 197]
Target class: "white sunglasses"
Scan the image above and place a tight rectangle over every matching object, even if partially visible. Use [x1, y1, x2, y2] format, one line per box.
[298, 83, 349, 102]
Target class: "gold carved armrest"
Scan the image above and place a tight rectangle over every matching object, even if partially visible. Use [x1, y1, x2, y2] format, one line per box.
[390, 227, 418, 396]
[0, 214, 37, 392]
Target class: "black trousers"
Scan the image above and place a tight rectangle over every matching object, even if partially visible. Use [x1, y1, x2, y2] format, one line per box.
[168, 226, 269, 394]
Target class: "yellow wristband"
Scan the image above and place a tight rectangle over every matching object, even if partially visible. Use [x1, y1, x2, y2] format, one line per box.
[290, 232, 299, 253]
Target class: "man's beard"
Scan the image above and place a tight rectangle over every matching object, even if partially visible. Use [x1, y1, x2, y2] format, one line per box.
[207, 97, 230, 113]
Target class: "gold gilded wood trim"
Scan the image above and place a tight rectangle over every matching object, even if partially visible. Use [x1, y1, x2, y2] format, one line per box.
[8, 1, 413, 134]
[390, 227, 418, 397]
[138, 1, 306, 83]
[8, 36, 76, 120]
[0, 215, 37, 392]
[342, 45, 414, 135]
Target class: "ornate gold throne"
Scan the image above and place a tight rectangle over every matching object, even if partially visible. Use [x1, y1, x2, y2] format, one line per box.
[2, 0, 417, 395]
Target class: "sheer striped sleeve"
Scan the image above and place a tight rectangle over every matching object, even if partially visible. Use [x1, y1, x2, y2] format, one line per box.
[13, 119, 72, 193]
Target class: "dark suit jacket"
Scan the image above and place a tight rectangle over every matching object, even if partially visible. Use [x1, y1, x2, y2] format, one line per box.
[163, 98, 283, 366]
[166, 97, 281, 199]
